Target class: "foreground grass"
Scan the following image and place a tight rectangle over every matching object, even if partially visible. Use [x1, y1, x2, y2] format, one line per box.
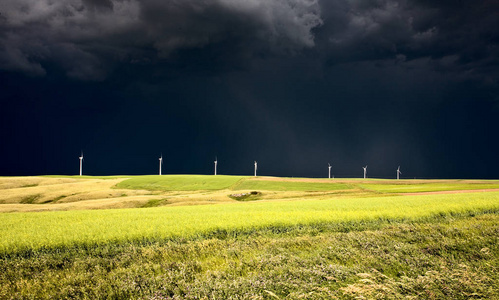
[2, 176, 499, 299]
[0, 213, 497, 299]
[1, 191, 499, 254]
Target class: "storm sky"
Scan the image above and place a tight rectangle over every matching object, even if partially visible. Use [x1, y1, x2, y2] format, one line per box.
[1, 0, 498, 178]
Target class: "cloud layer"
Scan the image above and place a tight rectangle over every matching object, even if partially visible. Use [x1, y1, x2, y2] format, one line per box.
[0, 0, 322, 79]
[318, 0, 498, 83]
[0, 0, 497, 84]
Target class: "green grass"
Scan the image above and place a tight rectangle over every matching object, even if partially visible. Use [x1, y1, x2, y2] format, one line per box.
[2, 175, 499, 299]
[361, 182, 499, 193]
[115, 176, 499, 193]
[232, 179, 352, 191]
[43, 175, 130, 179]
[1, 191, 498, 254]
[0, 213, 497, 299]
[116, 175, 247, 191]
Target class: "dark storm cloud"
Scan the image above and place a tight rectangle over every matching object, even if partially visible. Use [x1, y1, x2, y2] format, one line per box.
[318, 0, 499, 85]
[0, 0, 322, 79]
[0, 0, 496, 83]
[82, 0, 114, 11]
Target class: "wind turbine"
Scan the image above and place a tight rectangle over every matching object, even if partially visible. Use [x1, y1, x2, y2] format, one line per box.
[159, 154, 163, 176]
[397, 166, 402, 180]
[79, 151, 84, 176]
[328, 163, 332, 179]
[214, 156, 218, 176]
[254, 161, 258, 177]
[363, 165, 367, 179]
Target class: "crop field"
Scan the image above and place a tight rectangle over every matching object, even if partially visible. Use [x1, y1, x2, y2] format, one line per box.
[115, 175, 247, 191]
[359, 181, 499, 193]
[0, 175, 498, 299]
[231, 179, 352, 191]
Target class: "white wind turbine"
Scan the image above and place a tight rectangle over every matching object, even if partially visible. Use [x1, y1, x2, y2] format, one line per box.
[214, 157, 218, 176]
[397, 166, 402, 180]
[79, 151, 84, 176]
[159, 154, 163, 175]
[363, 165, 368, 179]
[254, 161, 258, 177]
[328, 163, 332, 179]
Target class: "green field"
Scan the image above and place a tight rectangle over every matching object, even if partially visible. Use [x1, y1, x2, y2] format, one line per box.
[115, 175, 499, 193]
[231, 179, 352, 191]
[360, 181, 499, 193]
[1, 175, 498, 299]
[2, 191, 498, 254]
[116, 174, 247, 191]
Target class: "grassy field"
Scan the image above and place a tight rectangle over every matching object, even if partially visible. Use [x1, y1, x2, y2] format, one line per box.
[360, 180, 499, 193]
[0, 175, 498, 298]
[2, 191, 498, 254]
[1, 213, 498, 299]
[116, 175, 247, 191]
[0, 177, 154, 212]
[1, 175, 498, 212]
[231, 179, 352, 191]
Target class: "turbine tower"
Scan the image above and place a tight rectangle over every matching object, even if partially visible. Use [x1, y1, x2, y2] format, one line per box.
[159, 154, 163, 176]
[214, 157, 218, 176]
[79, 151, 84, 176]
[328, 163, 332, 179]
[397, 166, 402, 180]
[254, 161, 258, 177]
[363, 165, 368, 179]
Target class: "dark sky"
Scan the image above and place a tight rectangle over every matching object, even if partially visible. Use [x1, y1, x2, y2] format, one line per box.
[1, 0, 498, 178]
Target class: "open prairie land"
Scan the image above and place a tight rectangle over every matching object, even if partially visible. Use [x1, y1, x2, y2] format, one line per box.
[0, 175, 498, 299]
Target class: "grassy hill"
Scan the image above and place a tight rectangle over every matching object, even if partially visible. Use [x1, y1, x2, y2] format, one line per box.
[1, 175, 498, 212]
[116, 174, 248, 191]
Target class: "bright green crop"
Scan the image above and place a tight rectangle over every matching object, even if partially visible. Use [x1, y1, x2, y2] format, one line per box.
[1, 191, 498, 254]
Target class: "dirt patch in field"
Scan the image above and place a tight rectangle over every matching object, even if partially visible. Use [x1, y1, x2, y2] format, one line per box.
[402, 189, 499, 196]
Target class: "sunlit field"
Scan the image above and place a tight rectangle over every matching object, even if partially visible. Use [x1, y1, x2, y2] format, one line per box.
[359, 180, 499, 193]
[1, 191, 498, 254]
[231, 179, 352, 191]
[1, 175, 498, 299]
[116, 174, 248, 191]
